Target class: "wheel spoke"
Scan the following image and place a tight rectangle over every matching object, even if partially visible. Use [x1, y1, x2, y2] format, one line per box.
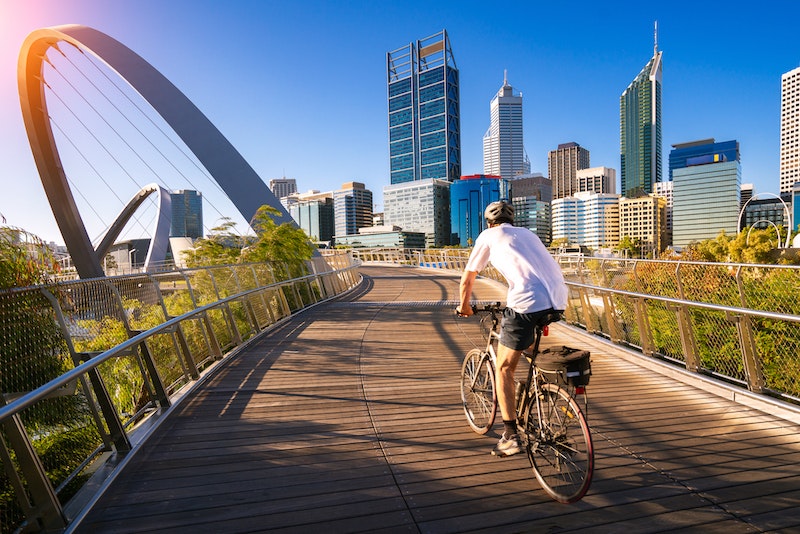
[524, 383, 593, 503]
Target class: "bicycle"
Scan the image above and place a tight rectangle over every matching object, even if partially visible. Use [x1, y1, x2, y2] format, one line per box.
[458, 302, 594, 504]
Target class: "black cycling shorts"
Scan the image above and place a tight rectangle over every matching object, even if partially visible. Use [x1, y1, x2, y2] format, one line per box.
[499, 307, 560, 351]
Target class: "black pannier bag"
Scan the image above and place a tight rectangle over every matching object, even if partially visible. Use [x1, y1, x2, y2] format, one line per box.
[536, 346, 591, 387]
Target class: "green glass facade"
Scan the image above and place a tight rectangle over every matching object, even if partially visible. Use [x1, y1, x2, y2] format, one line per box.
[387, 30, 461, 184]
[620, 51, 662, 198]
[170, 189, 203, 239]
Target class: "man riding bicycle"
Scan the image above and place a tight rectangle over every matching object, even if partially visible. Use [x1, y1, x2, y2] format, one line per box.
[456, 200, 568, 457]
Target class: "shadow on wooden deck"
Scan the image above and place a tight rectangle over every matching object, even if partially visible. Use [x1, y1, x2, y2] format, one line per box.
[73, 265, 800, 533]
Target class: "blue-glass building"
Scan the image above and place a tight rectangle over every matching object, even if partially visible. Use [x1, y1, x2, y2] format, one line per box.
[668, 138, 740, 182]
[387, 30, 461, 184]
[793, 183, 800, 235]
[450, 175, 508, 247]
[671, 139, 741, 248]
[170, 190, 203, 239]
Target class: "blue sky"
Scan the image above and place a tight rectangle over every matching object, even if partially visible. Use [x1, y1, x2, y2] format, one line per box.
[1, 0, 799, 244]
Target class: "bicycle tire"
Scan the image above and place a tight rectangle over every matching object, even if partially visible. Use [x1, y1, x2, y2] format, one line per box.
[523, 382, 593, 503]
[460, 349, 497, 434]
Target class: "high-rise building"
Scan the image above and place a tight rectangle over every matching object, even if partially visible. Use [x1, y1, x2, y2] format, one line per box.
[269, 178, 297, 199]
[669, 139, 739, 181]
[741, 193, 793, 234]
[793, 183, 800, 235]
[549, 142, 590, 199]
[620, 26, 662, 198]
[512, 197, 551, 245]
[619, 195, 667, 257]
[483, 72, 530, 180]
[653, 180, 674, 247]
[740, 183, 754, 211]
[781, 67, 800, 193]
[333, 182, 373, 237]
[170, 189, 203, 239]
[387, 30, 461, 184]
[289, 196, 334, 243]
[576, 166, 616, 195]
[509, 173, 552, 203]
[383, 178, 451, 247]
[509, 174, 551, 245]
[449, 175, 508, 247]
[552, 192, 619, 250]
[672, 140, 741, 248]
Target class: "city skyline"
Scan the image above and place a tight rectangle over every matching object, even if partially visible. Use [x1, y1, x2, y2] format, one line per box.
[1, 0, 799, 244]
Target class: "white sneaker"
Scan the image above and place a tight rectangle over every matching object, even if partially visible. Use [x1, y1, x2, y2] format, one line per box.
[491, 433, 522, 457]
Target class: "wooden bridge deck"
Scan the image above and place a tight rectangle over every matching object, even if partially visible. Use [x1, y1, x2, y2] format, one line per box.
[74, 265, 800, 533]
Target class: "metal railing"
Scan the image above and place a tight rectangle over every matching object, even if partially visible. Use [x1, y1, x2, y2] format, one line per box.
[353, 248, 800, 403]
[0, 251, 359, 533]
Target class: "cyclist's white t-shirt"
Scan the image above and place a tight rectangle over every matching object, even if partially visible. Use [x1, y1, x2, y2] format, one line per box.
[465, 223, 568, 314]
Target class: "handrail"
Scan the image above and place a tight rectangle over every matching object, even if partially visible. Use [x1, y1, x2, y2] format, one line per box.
[567, 280, 800, 324]
[0, 253, 360, 533]
[352, 247, 800, 405]
[0, 274, 325, 423]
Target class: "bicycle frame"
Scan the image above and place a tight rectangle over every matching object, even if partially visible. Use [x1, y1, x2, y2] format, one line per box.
[460, 303, 594, 503]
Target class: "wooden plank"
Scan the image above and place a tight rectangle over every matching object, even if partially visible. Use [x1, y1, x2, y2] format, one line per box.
[74, 265, 800, 533]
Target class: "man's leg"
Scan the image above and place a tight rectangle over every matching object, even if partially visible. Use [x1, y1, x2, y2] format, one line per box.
[495, 342, 522, 422]
[492, 343, 523, 457]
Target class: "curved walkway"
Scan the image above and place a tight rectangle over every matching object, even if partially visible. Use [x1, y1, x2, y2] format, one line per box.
[74, 265, 800, 533]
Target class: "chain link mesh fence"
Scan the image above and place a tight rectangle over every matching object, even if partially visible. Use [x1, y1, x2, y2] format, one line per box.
[0, 252, 358, 533]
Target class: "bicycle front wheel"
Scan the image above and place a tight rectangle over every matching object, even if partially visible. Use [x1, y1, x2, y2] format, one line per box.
[460, 349, 497, 434]
[523, 382, 593, 503]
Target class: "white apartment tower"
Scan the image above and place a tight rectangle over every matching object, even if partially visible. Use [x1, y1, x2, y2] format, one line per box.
[483, 72, 530, 180]
[780, 67, 800, 193]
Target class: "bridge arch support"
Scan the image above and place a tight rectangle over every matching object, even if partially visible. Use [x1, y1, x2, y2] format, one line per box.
[18, 25, 292, 278]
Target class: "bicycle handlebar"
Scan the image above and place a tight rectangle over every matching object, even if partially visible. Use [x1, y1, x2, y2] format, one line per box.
[454, 302, 502, 317]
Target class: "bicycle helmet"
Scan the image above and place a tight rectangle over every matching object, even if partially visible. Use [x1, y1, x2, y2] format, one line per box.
[484, 200, 514, 224]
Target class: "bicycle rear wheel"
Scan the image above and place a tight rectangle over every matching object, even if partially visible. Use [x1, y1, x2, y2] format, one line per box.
[460, 349, 496, 434]
[523, 382, 593, 503]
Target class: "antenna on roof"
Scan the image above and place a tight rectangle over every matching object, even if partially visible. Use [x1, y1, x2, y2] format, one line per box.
[654, 20, 658, 54]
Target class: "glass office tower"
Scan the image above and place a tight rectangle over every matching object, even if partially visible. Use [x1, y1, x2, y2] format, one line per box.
[387, 30, 461, 184]
[671, 140, 741, 248]
[170, 189, 203, 239]
[620, 31, 662, 198]
[450, 175, 508, 247]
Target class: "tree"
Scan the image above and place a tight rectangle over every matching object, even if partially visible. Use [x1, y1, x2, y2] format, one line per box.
[681, 227, 799, 265]
[241, 205, 314, 275]
[182, 218, 250, 267]
[616, 235, 641, 258]
[0, 228, 59, 288]
[182, 206, 315, 273]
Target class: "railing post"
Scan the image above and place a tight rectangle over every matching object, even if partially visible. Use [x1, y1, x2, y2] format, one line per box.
[0, 396, 67, 531]
[633, 297, 655, 355]
[672, 304, 701, 372]
[578, 287, 595, 332]
[727, 312, 765, 393]
[601, 292, 622, 342]
[102, 280, 170, 410]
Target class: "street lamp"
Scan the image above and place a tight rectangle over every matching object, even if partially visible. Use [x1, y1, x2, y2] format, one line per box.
[128, 248, 137, 273]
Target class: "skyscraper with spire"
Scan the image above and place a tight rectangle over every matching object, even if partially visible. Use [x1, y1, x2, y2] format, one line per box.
[620, 23, 663, 198]
[386, 30, 461, 184]
[483, 71, 530, 180]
